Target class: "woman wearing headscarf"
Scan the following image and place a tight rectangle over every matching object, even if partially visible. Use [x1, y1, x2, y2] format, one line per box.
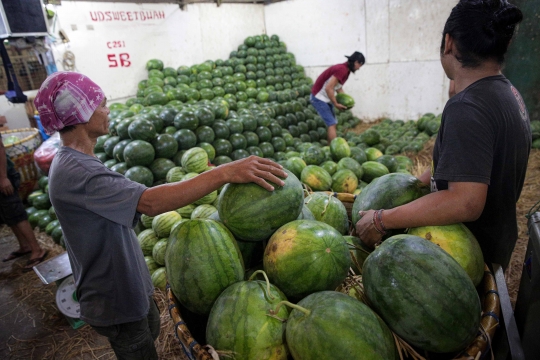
[34, 72, 287, 359]
[355, 0, 531, 270]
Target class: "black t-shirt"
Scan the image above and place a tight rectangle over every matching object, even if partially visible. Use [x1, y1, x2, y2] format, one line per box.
[431, 75, 531, 269]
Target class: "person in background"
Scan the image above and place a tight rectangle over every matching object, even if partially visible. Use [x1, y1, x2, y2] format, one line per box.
[0, 135, 48, 269]
[310, 51, 365, 143]
[355, 0, 530, 270]
[34, 71, 287, 360]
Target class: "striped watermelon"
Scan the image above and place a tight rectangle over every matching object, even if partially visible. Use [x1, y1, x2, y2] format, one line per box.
[140, 214, 154, 229]
[304, 192, 349, 235]
[191, 204, 217, 219]
[166, 219, 244, 315]
[194, 190, 218, 205]
[152, 239, 168, 266]
[181, 147, 209, 173]
[138, 229, 159, 256]
[263, 220, 350, 300]
[363, 235, 481, 353]
[206, 271, 289, 359]
[217, 169, 303, 241]
[151, 267, 167, 290]
[285, 291, 397, 360]
[176, 204, 196, 218]
[144, 256, 160, 275]
[166, 166, 186, 183]
[152, 211, 182, 238]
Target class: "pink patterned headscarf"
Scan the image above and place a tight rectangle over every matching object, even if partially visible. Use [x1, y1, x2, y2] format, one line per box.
[34, 72, 105, 135]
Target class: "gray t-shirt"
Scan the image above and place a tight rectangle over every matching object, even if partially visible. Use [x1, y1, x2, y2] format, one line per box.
[49, 147, 153, 326]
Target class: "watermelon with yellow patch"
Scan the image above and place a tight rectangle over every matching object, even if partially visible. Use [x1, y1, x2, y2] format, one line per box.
[300, 165, 332, 191]
[407, 223, 484, 286]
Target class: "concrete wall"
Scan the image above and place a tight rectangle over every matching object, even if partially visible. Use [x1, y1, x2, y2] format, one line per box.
[2, 0, 458, 128]
[265, 0, 457, 120]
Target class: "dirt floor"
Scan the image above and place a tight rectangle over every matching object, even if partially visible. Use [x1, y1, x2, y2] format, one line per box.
[0, 131, 538, 359]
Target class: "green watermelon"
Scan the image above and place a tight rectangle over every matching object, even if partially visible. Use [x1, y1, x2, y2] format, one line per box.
[283, 156, 306, 179]
[304, 192, 349, 235]
[128, 119, 157, 142]
[365, 147, 383, 161]
[263, 220, 350, 300]
[166, 167, 185, 183]
[144, 256, 160, 275]
[51, 226, 63, 244]
[330, 137, 351, 161]
[165, 219, 244, 315]
[206, 271, 289, 360]
[408, 223, 484, 286]
[194, 190, 218, 205]
[320, 160, 338, 175]
[337, 157, 363, 179]
[152, 133, 178, 159]
[137, 229, 159, 256]
[152, 211, 182, 238]
[125, 166, 154, 187]
[181, 147, 209, 173]
[360, 161, 389, 183]
[45, 219, 60, 235]
[297, 205, 316, 220]
[140, 214, 155, 229]
[191, 204, 217, 219]
[376, 155, 398, 173]
[352, 173, 430, 230]
[300, 165, 332, 191]
[33, 193, 51, 210]
[331, 169, 358, 194]
[335, 93, 355, 109]
[217, 169, 303, 241]
[123, 140, 155, 167]
[149, 158, 175, 181]
[283, 291, 397, 360]
[152, 239, 168, 266]
[363, 235, 481, 353]
[176, 204, 196, 218]
[151, 267, 167, 290]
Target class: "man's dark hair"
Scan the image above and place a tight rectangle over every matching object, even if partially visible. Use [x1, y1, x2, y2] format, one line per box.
[59, 125, 76, 134]
[441, 0, 523, 68]
[346, 51, 365, 73]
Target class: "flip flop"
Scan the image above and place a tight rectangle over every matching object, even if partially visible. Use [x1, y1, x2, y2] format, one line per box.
[24, 251, 49, 270]
[2, 250, 32, 262]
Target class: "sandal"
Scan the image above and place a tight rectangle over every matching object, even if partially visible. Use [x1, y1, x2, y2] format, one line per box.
[24, 251, 49, 270]
[2, 250, 31, 262]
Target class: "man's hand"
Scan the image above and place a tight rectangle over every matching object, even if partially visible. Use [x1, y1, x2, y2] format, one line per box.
[220, 156, 288, 191]
[355, 210, 383, 248]
[334, 103, 347, 111]
[0, 177, 14, 196]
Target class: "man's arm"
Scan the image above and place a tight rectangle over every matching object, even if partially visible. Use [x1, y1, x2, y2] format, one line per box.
[418, 167, 431, 185]
[325, 76, 347, 110]
[137, 156, 287, 216]
[355, 181, 488, 247]
[0, 138, 14, 196]
[336, 88, 344, 94]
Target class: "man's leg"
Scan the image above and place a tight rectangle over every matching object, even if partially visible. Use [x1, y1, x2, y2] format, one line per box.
[327, 124, 337, 143]
[92, 297, 160, 360]
[11, 220, 44, 258]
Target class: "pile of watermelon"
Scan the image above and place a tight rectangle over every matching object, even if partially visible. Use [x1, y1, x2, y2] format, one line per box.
[154, 169, 484, 359]
[24, 33, 487, 358]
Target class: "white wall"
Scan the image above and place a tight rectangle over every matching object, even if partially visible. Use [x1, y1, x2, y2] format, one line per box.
[265, 0, 456, 120]
[2, 0, 458, 129]
[48, 1, 265, 102]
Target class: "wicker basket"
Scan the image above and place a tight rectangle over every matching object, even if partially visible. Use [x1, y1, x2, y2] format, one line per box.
[1, 128, 42, 201]
[167, 192, 500, 359]
[167, 265, 500, 360]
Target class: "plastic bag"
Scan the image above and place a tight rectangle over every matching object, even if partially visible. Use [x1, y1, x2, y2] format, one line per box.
[34, 132, 62, 175]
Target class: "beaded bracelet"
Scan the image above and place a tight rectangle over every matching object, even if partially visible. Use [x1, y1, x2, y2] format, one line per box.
[377, 209, 387, 232]
[372, 210, 387, 236]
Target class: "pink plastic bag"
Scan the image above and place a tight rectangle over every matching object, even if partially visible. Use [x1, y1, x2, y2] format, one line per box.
[33, 132, 61, 175]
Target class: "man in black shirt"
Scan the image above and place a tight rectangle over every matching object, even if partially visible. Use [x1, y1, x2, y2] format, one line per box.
[355, 0, 530, 269]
